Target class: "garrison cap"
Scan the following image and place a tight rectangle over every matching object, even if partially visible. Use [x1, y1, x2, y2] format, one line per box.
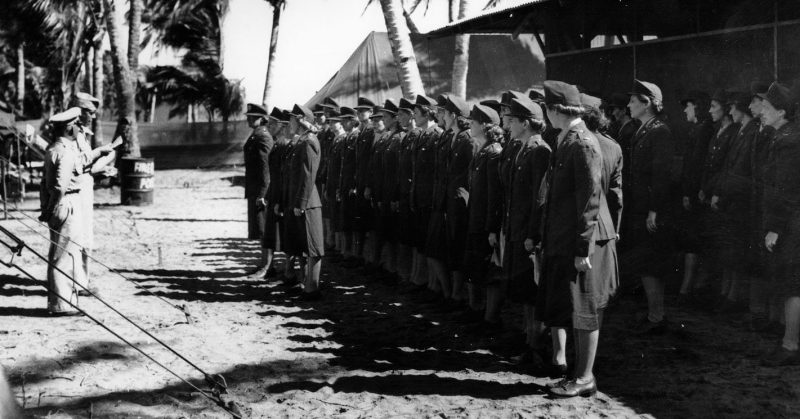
[764, 81, 794, 111]
[470, 104, 500, 125]
[321, 97, 340, 109]
[245, 103, 269, 117]
[339, 106, 357, 119]
[354, 97, 376, 110]
[269, 107, 285, 121]
[72, 92, 98, 112]
[680, 90, 710, 107]
[281, 109, 292, 122]
[726, 91, 751, 108]
[528, 88, 545, 102]
[580, 93, 603, 111]
[415, 94, 436, 108]
[369, 108, 384, 119]
[609, 92, 630, 109]
[500, 90, 526, 107]
[544, 80, 582, 107]
[506, 97, 544, 120]
[289, 104, 314, 120]
[50, 107, 81, 126]
[751, 81, 771, 98]
[436, 94, 450, 108]
[313, 104, 326, 115]
[326, 109, 342, 122]
[711, 89, 729, 105]
[629, 79, 663, 102]
[382, 99, 399, 115]
[479, 99, 502, 114]
[398, 98, 415, 113]
[445, 96, 471, 117]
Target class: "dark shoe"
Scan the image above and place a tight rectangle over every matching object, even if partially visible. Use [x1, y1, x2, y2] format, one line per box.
[469, 320, 504, 336]
[548, 377, 597, 398]
[633, 318, 667, 335]
[762, 346, 800, 367]
[265, 266, 277, 279]
[246, 266, 269, 279]
[77, 286, 101, 297]
[454, 309, 484, 324]
[401, 283, 428, 295]
[285, 286, 303, 296]
[546, 377, 571, 389]
[299, 290, 323, 301]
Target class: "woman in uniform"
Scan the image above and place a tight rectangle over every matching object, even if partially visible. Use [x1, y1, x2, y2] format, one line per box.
[761, 81, 800, 366]
[462, 104, 503, 325]
[324, 110, 346, 257]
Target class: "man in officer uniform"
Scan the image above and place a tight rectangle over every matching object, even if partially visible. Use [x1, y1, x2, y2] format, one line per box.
[243, 103, 275, 278]
[41, 108, 112, 315]
[337, 106, 360, 266]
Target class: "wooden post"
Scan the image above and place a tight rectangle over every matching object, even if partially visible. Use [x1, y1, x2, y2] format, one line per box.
[16, 133, 23, 201]
[2, 159, 7, 220]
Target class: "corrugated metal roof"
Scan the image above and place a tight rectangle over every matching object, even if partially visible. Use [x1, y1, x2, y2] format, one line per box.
[425, 0, 549, 37]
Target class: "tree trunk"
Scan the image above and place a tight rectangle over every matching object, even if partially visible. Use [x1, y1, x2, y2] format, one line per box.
[379, 0, 424, 99]
[262, 0, 283, 108]
[16, 43, 24, 117]
[128, 0, 142, 75]
[403, 8, 420, 34]
[449, 0, 457, 22]
[104, 0, 140, 157]
[451, 0, 472, 99]
[92, 38, 105, 147]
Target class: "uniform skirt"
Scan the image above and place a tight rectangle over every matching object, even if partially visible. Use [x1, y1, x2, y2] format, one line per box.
[413, 207, 432, 251]
[397, 204, 414, 246]
[621, 210, 674, 278]
[463, 232, 492, 286]
[446, 197, 468, 271]
[247, 198, 267, 240]
[262, 205, 282, 250]
[503, 240, 537, 304]
[284, 208, 325, 258]
[354, 195, 373, 233]
[716, 201, 755, 270]
[425, 210, 448, 262]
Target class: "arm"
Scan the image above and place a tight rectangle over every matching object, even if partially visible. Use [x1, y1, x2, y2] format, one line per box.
[256, 132, 274, 199]
[573, 141, 603, 257]
[527, 144, 551, 242]
[295, 139, 317, 210]
[44, 149, 77, 217]
[609, 150, 624, 232]
[648, 127, 674, 214]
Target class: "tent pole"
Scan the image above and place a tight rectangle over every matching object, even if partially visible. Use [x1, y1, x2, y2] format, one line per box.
[773, 0, 778, 80]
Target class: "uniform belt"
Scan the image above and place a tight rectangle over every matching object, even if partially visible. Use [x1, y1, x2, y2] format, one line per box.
[65, 190, 80, 195]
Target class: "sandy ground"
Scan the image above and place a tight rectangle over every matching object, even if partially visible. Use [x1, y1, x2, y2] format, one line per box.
[0, 169, 798, 418]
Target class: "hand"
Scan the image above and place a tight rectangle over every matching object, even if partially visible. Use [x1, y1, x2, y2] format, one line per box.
[682, 196, 691, 211]
[524, 238, 535, 252]
[710, 195, 720, 211]
[646, 211, 658, 233]
[102, 166, 118, 177]
[257, 198, 267, 209]
[293, 208, 303, 217]
[336, 190, 341, 202]
[349, 188, 357, 197]
[273, 204, 282, 216]
[391, 201, 399, 212]
[574, 256, 592, 272]
[364, 187, 372, 200]
[99, 144, 114, 155]
[698, 190, 706, 202]
[488, 232, 498, 248]
[765, 231, 779, 252]
[456, 187, 469, 205]
[38, 212, 50, 222]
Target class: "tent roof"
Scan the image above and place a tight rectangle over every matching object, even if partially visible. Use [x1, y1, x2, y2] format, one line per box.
[306, 31, 546, 107]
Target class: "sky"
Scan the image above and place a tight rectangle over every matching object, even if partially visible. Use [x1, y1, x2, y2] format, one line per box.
[137, 0, 527, 110]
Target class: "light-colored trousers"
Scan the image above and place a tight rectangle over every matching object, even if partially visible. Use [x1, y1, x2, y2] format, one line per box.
[47, 194, 84, 313]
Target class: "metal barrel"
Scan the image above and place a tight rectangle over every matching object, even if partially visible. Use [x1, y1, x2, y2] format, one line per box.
[120, 157, 154, 206]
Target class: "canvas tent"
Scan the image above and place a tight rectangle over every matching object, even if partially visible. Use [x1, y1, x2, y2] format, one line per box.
[306, 31, 546, 106]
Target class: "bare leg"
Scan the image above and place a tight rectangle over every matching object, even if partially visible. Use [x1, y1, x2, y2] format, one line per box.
[551, 327, 568, 366]
[451, 271, 465, 301]
[679, 253, 697, 295]
[304, 256, 322, 293]
[574, 329, 600, 381]
[641, 275, 665, 322]
[484, 283, 504, 322]
[430, 259, 450, 298]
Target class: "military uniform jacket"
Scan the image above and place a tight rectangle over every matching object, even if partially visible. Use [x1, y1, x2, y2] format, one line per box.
[445, 128, 475, 203]
[325, 133, 346, 202]
[717, 118, 758, 207]
[680, 119, 714, 198]
[503, 134, 551, 242]
[410, 125, 442, 210]
[398, 127, 419, 209]
[430, 128, 454, 211]
[763, 122, 800, 264]
[355, 125, 375, 192]
[752, 124, 776, 229]
[383, 127, 406, 206]
[368, 130, 391, 204]
[701, 121, 740, 197]
[467, 141, 503, 234]
[287, 131, 322, 210]
[317, 126, 334, 186]
[596, 132, 624, 234]
[243, 125, 274, 199]
[279, 138, 298, 210]
[337, 128, 360, 196]
[629, 117, 673, 216]
[267, 138, 287, 204]
[542, 121, 605, 257]
[41, 138, 83, 213]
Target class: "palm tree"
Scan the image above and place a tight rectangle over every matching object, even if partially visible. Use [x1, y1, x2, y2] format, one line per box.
[372, 0, 424, 98]
[261, 0, 285, 108]
[451, 0, 473, 98]
[104, 0, 140, 157]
